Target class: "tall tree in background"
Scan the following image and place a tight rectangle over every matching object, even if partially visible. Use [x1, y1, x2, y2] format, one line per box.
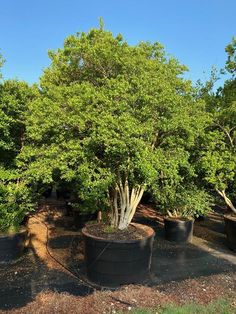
[0, 80, 38, 167]
[200, 38, 236, 213]
[0, 56, 38, 232]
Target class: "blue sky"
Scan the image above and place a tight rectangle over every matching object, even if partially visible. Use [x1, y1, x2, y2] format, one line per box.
[0, 0, 235, 87]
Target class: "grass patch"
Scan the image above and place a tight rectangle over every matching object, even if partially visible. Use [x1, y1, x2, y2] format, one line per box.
[127, 299, 235, 314]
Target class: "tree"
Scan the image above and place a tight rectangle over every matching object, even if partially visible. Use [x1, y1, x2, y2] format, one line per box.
[21, 26, 210, 229]
[225, 37, 236, 76]
[199, 38, 236, 213]
[0, 58, 38, 232]
[0, 80, 38, 167]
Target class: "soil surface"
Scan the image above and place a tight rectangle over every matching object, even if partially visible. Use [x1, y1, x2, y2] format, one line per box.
[83, 222, 152, 241]
[0, 199, 235, 313]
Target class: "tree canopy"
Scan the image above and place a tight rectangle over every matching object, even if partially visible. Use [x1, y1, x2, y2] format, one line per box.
[199, 38, 236, 213]
[20, 27, 211, 229]
[225, 37, 236, 76]
[0, 80, 38, 167]
[0, 59, 38, 231]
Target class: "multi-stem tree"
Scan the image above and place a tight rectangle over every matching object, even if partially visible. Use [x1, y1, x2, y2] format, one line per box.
[21, 26, 209, 229]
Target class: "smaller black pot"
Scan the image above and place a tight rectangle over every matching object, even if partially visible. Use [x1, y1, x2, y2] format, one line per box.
[224, 214, 236, 252]
[0, 228, 28, 263]
[194, 215, 205, 222]
[164, 217, 194, 243]
[42, 187, 52, 198]
[73, 210, 97, 229]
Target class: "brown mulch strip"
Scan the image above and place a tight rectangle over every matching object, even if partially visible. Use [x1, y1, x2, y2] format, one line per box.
[1, 275, 235, 314]
[2, 285, 172, 314]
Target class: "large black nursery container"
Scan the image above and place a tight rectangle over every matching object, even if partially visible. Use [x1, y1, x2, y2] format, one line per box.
[224, 214, 236, 252]
[73, 209, 98, 229]
[82, 223, 155, 287]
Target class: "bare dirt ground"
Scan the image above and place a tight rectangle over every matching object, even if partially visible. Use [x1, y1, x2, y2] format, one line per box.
[0, 200, 235, 313]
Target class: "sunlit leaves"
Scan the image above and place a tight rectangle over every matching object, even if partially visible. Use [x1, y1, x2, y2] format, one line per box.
[22, 27, 210, 214]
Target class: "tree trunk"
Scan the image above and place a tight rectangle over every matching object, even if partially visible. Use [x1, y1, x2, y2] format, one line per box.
[110, 179, 145, 230]
[216, 189, 236, 214]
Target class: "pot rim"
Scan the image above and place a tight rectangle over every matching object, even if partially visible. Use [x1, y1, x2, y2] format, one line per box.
[82, 222, 155, 244]
[164, 216, 194, 223]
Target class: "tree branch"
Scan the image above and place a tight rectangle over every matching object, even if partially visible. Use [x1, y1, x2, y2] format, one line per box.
[216, 123, 235, 148]
[216, 189, 236, 214]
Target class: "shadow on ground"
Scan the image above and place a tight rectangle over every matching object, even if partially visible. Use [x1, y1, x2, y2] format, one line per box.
[0, 242, 93, 310]
[0, 202, 235, 311]
[0, 213, 93, 311]
[134, 206, 236, 285]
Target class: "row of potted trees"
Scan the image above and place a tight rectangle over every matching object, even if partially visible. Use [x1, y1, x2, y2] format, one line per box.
[0, 27, 235, 287]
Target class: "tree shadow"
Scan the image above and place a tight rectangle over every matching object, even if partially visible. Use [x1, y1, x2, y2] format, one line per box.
[0, 233, 93, 311]
[134, 205, 236, 285]
[1, 207, 235, 310]
[47, 233, 86, 277]
[194, 212, 225, 234]
[144, 218, 236, 285]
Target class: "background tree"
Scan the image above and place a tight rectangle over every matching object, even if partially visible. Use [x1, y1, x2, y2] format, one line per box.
[199, 38, 236, 213]
[0, 57, 39, 232]
[21, 26, 210, 229]
[0, 53, 4, 80]
[0, 80, 38, 167]
[225, 37, 236, 76]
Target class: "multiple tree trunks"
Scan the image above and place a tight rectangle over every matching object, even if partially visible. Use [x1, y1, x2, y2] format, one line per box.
[111, 179, 145, 230]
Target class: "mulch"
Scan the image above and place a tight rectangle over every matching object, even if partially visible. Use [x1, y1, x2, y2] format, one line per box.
[0, 201, 235, 313]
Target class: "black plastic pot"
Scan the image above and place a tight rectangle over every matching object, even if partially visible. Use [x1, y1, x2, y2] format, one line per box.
[56, 188, 71, 200]
[0, 228, 28, 263]
[42, 187, 52, 198]
[73, 210, 97, 229]
[194, 215, 205, 222]
[224, 214, 236, 252]
[164, 217, 194, 243]
[82, 223, 155, 287]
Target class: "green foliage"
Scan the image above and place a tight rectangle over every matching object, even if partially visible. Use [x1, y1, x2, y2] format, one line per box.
[0, 171, 36, 233]
[0, 63, 38, 233]
[154, 184, 212, 218]
[0, 53, 4, 80]
[126, 299, 233, 314]
[20, 27, 210, 223]
[0, 80, 38, 167]
[194, 39, 236, 212]
[199, 82, 235, 204]
[225, 37, 236, 75]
